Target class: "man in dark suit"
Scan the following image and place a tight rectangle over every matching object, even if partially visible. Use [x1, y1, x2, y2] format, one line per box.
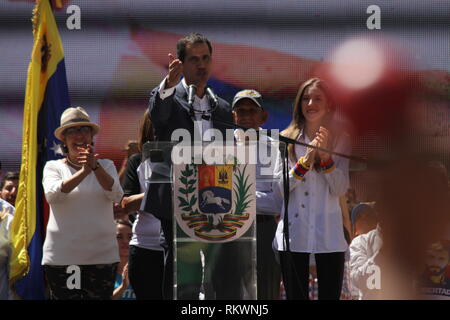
[146, 32, 232, 299]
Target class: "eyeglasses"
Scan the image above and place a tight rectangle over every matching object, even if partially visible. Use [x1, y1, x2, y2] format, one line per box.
[64, 126, 92, 136]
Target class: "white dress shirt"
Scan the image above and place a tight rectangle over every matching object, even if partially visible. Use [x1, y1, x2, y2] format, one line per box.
[273, 129, 350, 253]
[234, 129, 283, 216]
[158, 77, 213, 141]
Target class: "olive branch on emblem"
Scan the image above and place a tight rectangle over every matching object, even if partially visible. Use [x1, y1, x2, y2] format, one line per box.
[233, 165, 253, 215]
[178, 164, 199, 216]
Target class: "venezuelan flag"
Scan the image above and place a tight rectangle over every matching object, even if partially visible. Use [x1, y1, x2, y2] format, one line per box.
[9, 0, 70, 300]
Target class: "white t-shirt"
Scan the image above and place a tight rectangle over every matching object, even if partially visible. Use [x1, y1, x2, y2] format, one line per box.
[129, 159, 163, 251]
[42, 159, 123, 265]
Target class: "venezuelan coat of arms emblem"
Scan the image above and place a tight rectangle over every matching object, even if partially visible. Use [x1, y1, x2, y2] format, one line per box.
[174, 163, 256, 242]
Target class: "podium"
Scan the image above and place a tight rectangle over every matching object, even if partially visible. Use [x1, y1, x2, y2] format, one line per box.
[142, 139, 284, 300]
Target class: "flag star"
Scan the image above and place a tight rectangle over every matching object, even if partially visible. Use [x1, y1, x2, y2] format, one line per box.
[50, 141, 64, 156]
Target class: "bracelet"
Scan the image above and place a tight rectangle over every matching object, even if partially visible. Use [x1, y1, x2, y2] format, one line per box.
[320, 158, 335, 173]
[291, 157, 309, 180]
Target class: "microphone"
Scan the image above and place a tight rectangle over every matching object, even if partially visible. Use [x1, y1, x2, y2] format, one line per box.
[205, 86, 219, 107]
[188, 84, 197, 107]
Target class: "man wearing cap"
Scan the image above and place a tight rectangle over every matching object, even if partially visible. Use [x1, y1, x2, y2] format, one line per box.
[146, 32, 232, 299]
[209, 90, 282, 299]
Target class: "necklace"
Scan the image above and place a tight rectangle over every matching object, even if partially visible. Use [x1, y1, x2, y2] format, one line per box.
[66, 157, 82, 169]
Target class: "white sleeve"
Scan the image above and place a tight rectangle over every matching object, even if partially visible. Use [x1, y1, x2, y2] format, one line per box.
[100, 159, 124, 203]
[0, 212, 13, 243]
[158, 77, 176, 100]
[257, 141, 284, 215]
[256, 187, 283, 215]
[5, 214, 13, 239]
[273, 151, 303, 198]
[323, 134, 350, 197]
[42, 161, 68, 204]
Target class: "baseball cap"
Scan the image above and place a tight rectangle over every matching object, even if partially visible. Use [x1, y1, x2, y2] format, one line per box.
[232, 89, 263, 110]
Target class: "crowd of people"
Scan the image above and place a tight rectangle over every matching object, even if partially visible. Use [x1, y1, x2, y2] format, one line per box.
[0, 32, 449, 300]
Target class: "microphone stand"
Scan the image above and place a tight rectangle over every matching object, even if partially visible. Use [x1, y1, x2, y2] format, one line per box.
[210, 116, 367, 163]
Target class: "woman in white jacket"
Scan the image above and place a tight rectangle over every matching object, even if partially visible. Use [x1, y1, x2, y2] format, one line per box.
[274, 78, 350, 300]
[42, 107, 123, 300]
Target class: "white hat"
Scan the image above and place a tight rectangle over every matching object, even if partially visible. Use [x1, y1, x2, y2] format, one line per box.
[54, 107, 100, 141]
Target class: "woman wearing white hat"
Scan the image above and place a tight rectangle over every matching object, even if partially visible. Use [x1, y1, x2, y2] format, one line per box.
[42, 107, 124, 300]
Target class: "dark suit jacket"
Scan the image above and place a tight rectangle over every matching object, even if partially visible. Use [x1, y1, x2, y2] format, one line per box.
[148, 81, 231, 142]
[144, 81, 232, 248]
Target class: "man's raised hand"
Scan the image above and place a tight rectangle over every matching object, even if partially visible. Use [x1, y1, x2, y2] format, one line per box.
[166, 53, 183, 88]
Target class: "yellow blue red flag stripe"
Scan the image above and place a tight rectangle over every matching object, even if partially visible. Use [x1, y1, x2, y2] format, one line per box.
[9, 0, 70, 299]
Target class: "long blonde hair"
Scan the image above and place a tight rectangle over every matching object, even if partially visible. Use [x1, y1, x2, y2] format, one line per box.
[282, 78, 337, 168]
